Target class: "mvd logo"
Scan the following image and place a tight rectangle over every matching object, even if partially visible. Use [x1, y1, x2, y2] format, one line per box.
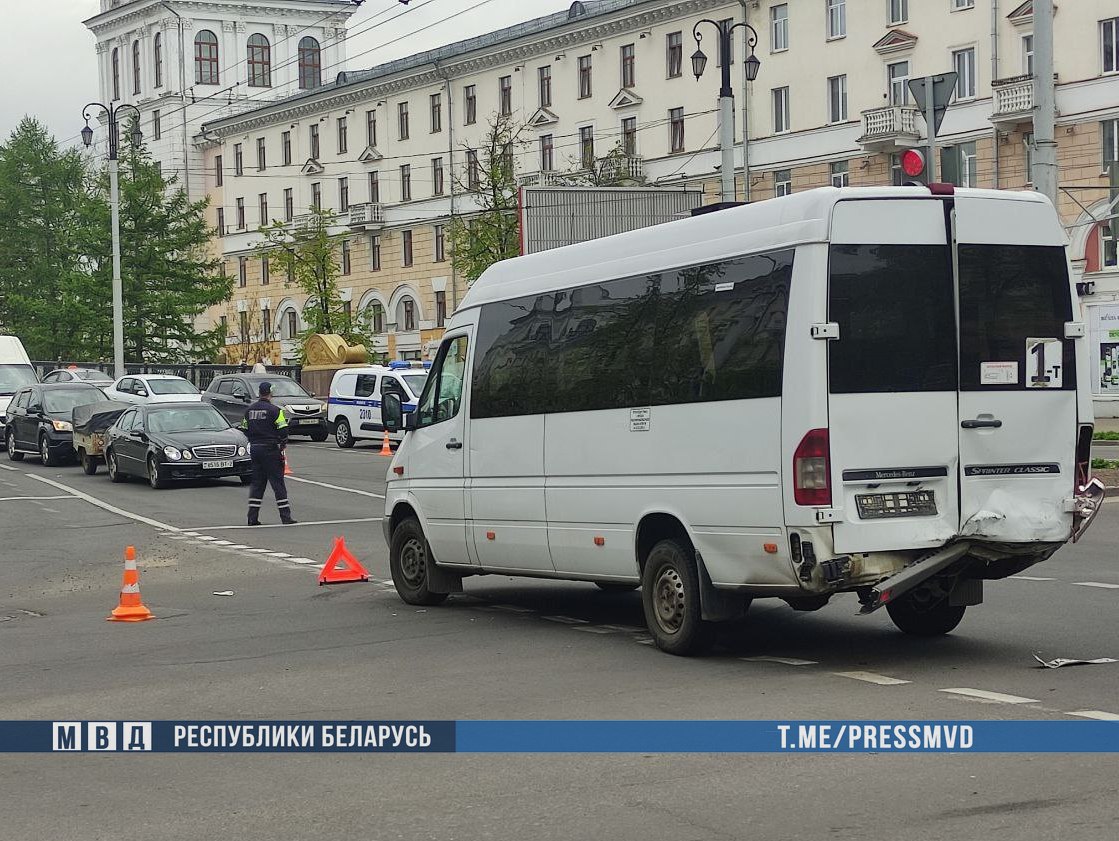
[52, 722, 153, 752]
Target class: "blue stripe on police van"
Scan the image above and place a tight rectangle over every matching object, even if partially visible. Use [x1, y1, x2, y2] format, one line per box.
[327, 397, 417, 412]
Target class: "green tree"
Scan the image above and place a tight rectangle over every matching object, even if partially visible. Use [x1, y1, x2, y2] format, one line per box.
[563, 140, 648, 187]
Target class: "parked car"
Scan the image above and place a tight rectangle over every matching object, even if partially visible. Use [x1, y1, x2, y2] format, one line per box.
[0, 335, 37, 436]
[328, 364, 428, 448]
[203, 373, 328, 441]
[42, 367, 114, 385]
[104, 374, 203, 405]
[104, 402, 252, 489]
[4, 383, 106, 466]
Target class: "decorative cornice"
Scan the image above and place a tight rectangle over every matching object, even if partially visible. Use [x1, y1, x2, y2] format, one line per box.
[301, 158, 325, 175]
[1007, 1, 1033, 26]
[85, 1, 357, 37]
[873, 29, 917, 55]
[608, 88, 644, 109]
[527, 107, 559, 127]
[357, 145, 383, 163]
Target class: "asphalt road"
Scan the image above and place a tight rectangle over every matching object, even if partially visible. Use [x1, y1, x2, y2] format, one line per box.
[1, 438, 1118, 840]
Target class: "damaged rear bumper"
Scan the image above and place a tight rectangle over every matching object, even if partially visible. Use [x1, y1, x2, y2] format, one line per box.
[1071, 478, 1105, 543]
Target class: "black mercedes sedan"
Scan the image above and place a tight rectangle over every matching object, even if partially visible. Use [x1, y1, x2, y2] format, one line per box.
[104, 402, 252, 489]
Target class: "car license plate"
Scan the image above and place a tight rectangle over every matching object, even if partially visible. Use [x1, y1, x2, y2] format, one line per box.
[856, 491, 937, 520]
[202, 459, 234, 470]
[296, 418, 319, 425]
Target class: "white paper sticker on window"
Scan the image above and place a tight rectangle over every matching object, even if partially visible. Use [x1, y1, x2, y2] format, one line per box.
[630, 407, 651, 432]
[1026, 338, 1063, 388]
[980, 361, 1018, 385]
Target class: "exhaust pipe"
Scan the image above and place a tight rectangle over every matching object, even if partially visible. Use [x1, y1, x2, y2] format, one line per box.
[858, 542, 971, 615]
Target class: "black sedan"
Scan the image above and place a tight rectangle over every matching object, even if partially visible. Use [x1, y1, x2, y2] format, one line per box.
[5, 383, 105, 466]
[104, 402, 252, 489]
[203, 374, 329, 440]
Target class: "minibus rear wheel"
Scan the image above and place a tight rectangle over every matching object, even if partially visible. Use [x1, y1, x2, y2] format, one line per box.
[885, 589, 966, 636]
[641, 538, 715, 656]
[390, 517, 449, 606]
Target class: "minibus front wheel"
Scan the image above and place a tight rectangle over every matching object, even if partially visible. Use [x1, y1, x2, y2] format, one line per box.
[390, 517, 449, 607]
[641, 538, 715, 656]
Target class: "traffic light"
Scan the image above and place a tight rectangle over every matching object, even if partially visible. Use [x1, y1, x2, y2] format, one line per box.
[901, 148, 927, 186]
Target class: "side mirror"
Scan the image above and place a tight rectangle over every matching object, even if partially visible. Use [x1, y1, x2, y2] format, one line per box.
[382, 392, 404, 433]
[136, 389, 148, 398]
[28, 403, 42, 414]
[129, 429, 148, 442]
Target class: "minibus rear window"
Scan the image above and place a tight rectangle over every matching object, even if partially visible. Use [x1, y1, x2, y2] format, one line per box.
[828, 244, 957, 394]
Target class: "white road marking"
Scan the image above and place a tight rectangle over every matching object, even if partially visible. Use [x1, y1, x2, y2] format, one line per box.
[289, 557, 319, 565]
[25, 474, 179, 531]
[0, 464, 18, 472]
[833, 671, 911, 686]
[542, 615, 589, 624]
[193, 535, 216, 541]
[940, 688, 1039, 704]
[489, 604, 535, 614]
[0, 495, 76, 502]
[181, 516, 383, 531]
[212, 540, 235, 546]
[286, 476, 385, 499]
[1011, 575, 1056, 582]
[40, 508, 59, 513]
[182, 531, 201, 537]
[1072, 581, 1119, 590]
[268, 552, 292, 558]
[228, 544, 250, 550]
[742, 656, 818, 666]
[573, 625, 621, 634]
[1067, 710, 1119, 721]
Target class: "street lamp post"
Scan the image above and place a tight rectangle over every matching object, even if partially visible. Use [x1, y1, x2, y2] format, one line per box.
[691, 19, 760, 204]
[80, 102, 142, 380]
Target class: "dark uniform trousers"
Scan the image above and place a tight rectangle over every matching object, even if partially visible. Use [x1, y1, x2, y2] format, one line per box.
[248, 444, 291, 524]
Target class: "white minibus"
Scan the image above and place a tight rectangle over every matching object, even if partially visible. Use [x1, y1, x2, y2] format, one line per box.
[380, 186, 1104, 655]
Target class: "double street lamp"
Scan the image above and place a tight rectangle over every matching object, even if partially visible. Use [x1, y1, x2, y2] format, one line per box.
[691, 19, 761, 204]
[80, 102, 143, 379]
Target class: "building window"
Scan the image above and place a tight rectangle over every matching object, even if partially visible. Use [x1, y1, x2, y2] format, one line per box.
[1104, 18, 1119, 74]
[830, 160, 849, 187]
[434, 225, 446, 263]
[240, 311, 249, 340]
[398, 101, 409, 140]
[430, 93, 442, 133]
[953, 0, 974, 9]
[947, 141, 979, 187]
[467, 150, 480, 189]
[538, 65, 552, 107]
[309, 124, 320, 160]
[298, 36, 321, 90]
[827, 74, 848, 123]
[953, 47, 977, 99]
[284, 309, 298, 340]
[110, 48, 121, 100]
[620, 43, 635, 87]
[890, 153, 904, 185]
[261, 258, 269, 286]
[154, 32, 163, 87]
[311, 181, 321, 210]
[773, 87, 790, 133]
[499, 75, 512, 116]
[775, 169, 792, 197]
[1023, 34, 1034, 76]
[366, 302, 384, 333]
[262, 307, 271, 337]
[432, 157, 444, 195]
[667, 32, 682, 77]
[219, 315, 228, 339]
[132, 40, 141, 95]
[366, 109, 377, 146]
[339, 177, 349, 212]
[215, 155, 223, 186]
[256, 137, 266, 171]
[435, 290, 447, 326]
[669, 108, 684, 153]
[400, 165, 411, 202]
[540, 134, 554, 171]
[247, 33, 271, 87]
[771, 4, 789, 52]
[370, 235, 382, 271]
[194, 30, 219, 85]
[236, 197, 245, 229]
[464, 85, 477, 124]
[342, 300, 352, 324]
[827, 0, 846, 39]
[1024, 131, 1034, 183]
[369, 171, 380, 203]
[579, 126, 594, 170]
[234, 143, 243, 176]
[622, 116, 637, 157]
[578, 55, 592, 99]
[152, 110, 161, 141]
[888, 61, 910, 105]
[283, 188, 293, 222]
[216, 207, 225, 236]
[258, 192, 268, 225]
[341, 239, 351, 275]
[281, 131, 291, 166]
[890, 0, 908, 25]
[402, 230, 413, 267]
[1102, 223, 1117, 269]
[337, 117, 348, 154]
[402, 298, 416, 331]
[238, 256, 248, 287]
[1101, 119, 1118, 168]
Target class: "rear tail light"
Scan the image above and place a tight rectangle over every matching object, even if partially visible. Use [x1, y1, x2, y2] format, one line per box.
[1076, 424, 1093, 491]
[794, 428, 831, 507]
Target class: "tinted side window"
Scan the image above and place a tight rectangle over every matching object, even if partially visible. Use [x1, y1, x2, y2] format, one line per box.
[355, 375, 377, 398]
[42, 372, 57, 382]
[471, 293, 562, 419]
[958, 244, 1075, 391]
[215, 379, 233, 395]
[829, 244, 957, 393]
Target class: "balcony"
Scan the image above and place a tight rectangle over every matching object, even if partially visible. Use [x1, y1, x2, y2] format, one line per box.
[857, 105, 922, 152]
[600, 154, 645, 184]
[516, 170, 570, 188]
[346, 202, 385, 229]
[990, 75, 1036, 126]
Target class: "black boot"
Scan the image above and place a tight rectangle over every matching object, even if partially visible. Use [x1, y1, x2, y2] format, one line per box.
[281, 516, 298, 525]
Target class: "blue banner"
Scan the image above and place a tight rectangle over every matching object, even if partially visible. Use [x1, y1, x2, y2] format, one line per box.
[1, 720, 1116, 753]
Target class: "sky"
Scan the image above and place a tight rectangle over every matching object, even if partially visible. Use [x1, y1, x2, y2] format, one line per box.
[0, 0, 569, 147]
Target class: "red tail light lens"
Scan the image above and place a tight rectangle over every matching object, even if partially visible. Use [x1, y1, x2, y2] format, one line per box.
[1076, 424, 1093, 491]
[794, 428, 831, 507]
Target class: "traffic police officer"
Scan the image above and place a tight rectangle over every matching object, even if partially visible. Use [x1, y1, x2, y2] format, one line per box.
[240, 381, 297, 526]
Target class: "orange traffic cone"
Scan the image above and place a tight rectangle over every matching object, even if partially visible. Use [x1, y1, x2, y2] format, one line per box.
[283, 452, 293, 476]
[107, 546, 155, 622]
[318, 537, 371, 585]
[379, 429, 393, 457]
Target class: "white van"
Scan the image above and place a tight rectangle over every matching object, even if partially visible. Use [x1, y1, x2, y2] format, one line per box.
[379, 186, 1104, 656]
[0, 336, 37, 435]
[327, 364, 428, 448]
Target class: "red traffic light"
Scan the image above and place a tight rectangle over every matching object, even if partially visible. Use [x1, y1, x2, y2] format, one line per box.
[901, 149, 926, 178]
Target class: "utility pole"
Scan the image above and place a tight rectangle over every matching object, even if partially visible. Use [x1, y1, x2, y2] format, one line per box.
[1032, 0, 1058, 205]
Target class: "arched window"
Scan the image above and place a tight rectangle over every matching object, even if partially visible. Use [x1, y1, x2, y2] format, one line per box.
[111, 47, 120, 101]
[153, 32, 163, 88]
[398, 296, 416, 332]
[367, 302, 385, 334]
[132, 40, 141, 95]
[280, 308, 299, 340]
[247, 33, 271, 87]
[298, 36, 321, 90]
[194, 30, 219, 85]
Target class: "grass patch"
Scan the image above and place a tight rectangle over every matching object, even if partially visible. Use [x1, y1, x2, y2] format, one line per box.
[1093, 431, 1119, 440]
[1091, 458, 1119, 469]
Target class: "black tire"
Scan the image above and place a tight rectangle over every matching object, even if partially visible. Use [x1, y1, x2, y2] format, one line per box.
[6, 430, 24, 461]
[310, 430, 329, 442]
[640, 538, 715, 656]
[389, 517, 448, 606]
[595, 581, 639, 592]
[106, 449, 127, 482]
[79, 449, 98, 475]
[886, 589, 967, 637]
[147, 455, 168, 490]
[334, 418, 354, 449]
[39, 434, 57, 467]
[239, 474, 253, 485]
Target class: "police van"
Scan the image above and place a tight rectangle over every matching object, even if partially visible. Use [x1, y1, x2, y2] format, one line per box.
[378, 186, 1105, 656]
[328, 363, 428, 448]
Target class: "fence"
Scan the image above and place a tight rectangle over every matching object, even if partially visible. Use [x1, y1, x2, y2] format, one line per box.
[32, 362, 302, 391]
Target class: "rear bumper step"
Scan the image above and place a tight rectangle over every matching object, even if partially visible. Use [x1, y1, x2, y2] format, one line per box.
[858, 542, 972, 615]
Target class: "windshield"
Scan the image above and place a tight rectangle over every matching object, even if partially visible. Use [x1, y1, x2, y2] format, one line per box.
[0, 364, 37, 394]
[403, 374, 428, 396]
[43, 389, 102, 416]
[148, 378, 200, 395]
[256, 378, 309, 397]
[147, 405, 230, 434]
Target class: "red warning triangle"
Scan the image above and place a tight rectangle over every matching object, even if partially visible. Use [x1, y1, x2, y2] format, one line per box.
[318, 537, 370, 585]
